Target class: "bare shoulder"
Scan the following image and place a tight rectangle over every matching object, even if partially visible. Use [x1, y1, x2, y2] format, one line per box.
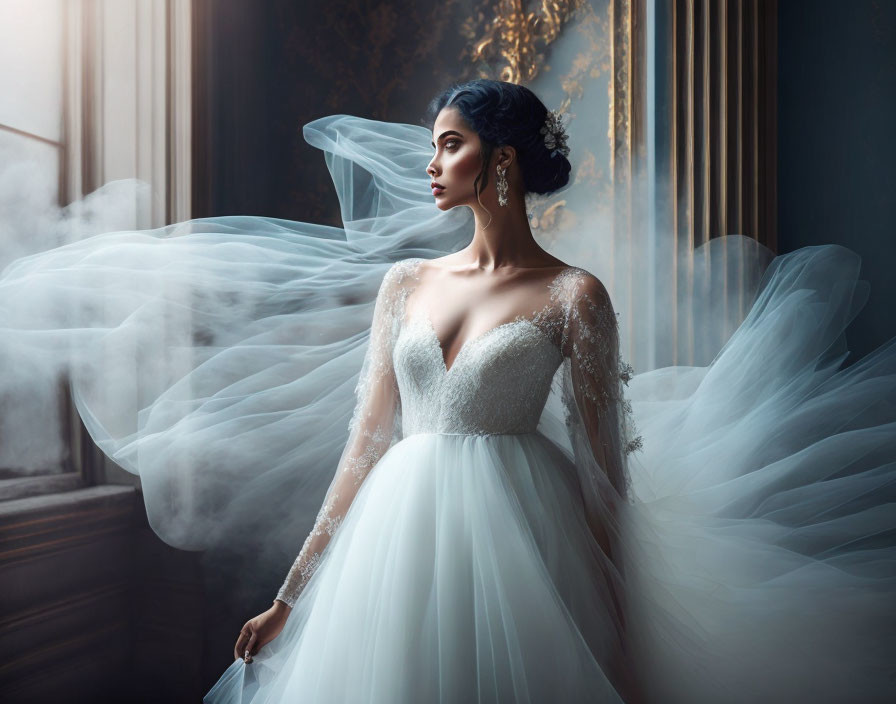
[415, 252, 471, 276]
[424, 253, 576, 282]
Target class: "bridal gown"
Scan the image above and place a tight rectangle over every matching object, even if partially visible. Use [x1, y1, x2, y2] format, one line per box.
[1, 115, 894, 703]
[204, 258, 640, 703]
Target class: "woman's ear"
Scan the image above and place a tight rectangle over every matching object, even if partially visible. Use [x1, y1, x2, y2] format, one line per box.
[496, 146, 515, 170]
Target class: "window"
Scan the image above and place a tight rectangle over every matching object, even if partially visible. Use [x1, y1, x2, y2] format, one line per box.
[0, 0, 191, 489]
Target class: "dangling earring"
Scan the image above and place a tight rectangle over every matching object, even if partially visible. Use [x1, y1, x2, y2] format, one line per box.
[496, 164, 509, 207]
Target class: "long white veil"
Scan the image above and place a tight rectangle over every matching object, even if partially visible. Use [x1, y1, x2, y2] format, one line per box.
[0, 115, 472, 598]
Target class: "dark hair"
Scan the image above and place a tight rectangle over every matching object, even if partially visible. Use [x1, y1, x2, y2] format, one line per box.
[425, 79, 572, 198]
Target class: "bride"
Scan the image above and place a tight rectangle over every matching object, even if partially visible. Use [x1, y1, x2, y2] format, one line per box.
[210, 80, 642, 703]
[2, 78, 893, 703]
[201, 80, 895, 703]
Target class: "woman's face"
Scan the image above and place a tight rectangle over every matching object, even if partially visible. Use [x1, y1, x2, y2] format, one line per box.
[427, 106, 485, 211]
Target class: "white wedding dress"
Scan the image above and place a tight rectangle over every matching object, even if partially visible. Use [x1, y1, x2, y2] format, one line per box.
[1, 115, 894, 703]
[204, 258, 640, 703]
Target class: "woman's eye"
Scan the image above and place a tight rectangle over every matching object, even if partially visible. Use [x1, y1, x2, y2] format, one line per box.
[445, 141, 459, 150]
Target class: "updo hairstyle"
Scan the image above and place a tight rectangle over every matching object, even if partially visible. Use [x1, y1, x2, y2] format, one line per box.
[424, 79, 572, 198]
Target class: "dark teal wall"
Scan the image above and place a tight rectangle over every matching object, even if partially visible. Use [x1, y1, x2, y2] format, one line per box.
[191, 0, 474, 224]
[777, 0, 896, 362]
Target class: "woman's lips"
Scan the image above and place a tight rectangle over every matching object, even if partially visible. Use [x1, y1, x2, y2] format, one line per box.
[432, 186, 445, 196]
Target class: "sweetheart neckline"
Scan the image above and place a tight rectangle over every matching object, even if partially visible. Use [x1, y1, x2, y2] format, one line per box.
[407, 311, 561, 374]
[398, 262, 578, 374]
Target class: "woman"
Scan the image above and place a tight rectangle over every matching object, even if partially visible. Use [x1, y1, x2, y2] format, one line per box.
[208, 81, 642, 703]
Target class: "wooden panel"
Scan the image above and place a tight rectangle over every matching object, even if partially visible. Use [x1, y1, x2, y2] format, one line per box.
[663, 0, 777, 364]
[0, 487, 136, 700]
[0, 486, 206, 702]
[610, 0, 649, 370]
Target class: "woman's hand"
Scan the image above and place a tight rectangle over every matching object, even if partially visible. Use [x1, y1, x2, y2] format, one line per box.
[233, 600, 291, 663]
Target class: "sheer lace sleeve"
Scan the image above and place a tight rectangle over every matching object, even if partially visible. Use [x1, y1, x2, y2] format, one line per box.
[274, 259, 414, 607]
[559, 270, 641, 562]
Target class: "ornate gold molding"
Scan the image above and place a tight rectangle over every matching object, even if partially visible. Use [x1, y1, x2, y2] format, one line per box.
[463, 0, 586, 83]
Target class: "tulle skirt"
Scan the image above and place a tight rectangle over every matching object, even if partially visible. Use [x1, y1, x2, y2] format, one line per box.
[204, 431, 627, 704]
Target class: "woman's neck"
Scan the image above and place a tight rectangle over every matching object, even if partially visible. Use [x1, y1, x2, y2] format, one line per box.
[466, 199, 551, 271]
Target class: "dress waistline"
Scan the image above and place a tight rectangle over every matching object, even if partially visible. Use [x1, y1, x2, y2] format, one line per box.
[404, 430, 539, 438]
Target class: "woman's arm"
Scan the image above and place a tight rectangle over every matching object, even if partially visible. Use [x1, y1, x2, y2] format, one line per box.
[274, 261, 407, 608]
[561, 272, 636, 555]
[561, 270, 643, 700]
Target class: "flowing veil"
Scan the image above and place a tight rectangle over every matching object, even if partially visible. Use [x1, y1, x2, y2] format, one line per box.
[0, 115, 473, 590]
[2, 111, 895, 699]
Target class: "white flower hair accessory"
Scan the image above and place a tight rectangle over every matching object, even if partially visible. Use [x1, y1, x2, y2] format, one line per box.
[539, 108, 570, 158]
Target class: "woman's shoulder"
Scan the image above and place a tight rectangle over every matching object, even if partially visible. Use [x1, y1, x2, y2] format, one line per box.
[383, 256, 608, 302]
[548, 264, 610, 305]
[400, 252, 581, 276]
[381, 257, 426, 287]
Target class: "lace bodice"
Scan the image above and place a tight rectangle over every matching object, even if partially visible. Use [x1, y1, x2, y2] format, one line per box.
[275, 257, 639, 607]
[395, 305, 564, 437]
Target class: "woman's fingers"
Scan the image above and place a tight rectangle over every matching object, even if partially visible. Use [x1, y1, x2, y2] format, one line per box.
[234, 627, 250, 661]
[244, 631, 258, 662]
